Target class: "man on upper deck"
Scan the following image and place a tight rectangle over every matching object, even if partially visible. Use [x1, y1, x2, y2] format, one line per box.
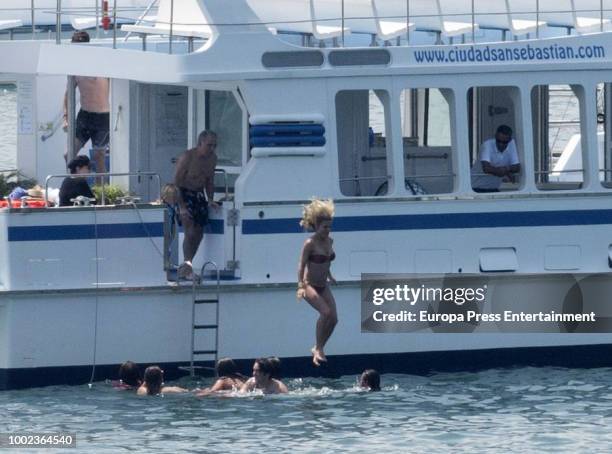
[471, 125, 521, 193]
[63, 31, 110, 175]
[174, 130, 219, 280]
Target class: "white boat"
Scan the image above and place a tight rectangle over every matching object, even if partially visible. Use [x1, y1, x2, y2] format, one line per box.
[1, 1, 155, 27]
[1, 0, 612, 389]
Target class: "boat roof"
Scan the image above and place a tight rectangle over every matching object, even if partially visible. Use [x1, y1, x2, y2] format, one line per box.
[2, 0, 612, 84]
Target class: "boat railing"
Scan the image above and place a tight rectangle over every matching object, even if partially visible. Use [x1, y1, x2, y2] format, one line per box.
[122, 0, 159, 42]
[362, 153, 450, 162]
[0, 1, 156, 42]
[535, 169, 585, 174]
[3, 1, 612, 49]
[106, 0, 608, 50]
[44, 171, 161, 206]
[215, 168, 230, 202]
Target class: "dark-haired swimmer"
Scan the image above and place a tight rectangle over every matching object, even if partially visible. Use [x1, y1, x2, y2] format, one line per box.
[359, 369, 381, 392]
[267, 356, 282, 380]
[113, 360, 142, 390]
[196, 358, 247, 396]
[297, 198, 338, 366]
[240, 358, 288, 395]
[137, 366, 187, 396]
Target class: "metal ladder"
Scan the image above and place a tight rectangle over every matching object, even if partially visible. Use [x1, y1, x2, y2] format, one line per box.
[183, 261, 220, 377]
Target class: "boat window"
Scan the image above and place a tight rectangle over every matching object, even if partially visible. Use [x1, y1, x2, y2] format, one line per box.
[599, 83, 612, 188]
[532, 84, 584, 190]
[0, 83, 17, 173]
[336, 89, 391, 197]
[468, 86, 523, 193]
[193, 89, 244, 195]
[399, 88, 454, 195]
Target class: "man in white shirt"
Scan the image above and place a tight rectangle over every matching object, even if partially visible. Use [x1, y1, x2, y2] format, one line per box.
[471, 125, 521, 192]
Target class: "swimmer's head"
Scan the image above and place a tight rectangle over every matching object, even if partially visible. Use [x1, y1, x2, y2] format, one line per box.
[216, 358, 239, 378]
[143, 366, 164, 395]
[359, 369, 381, 392]
[119, 361, 141, 388]
[253, 358, 273, 386]
[267, 356, 281, 380]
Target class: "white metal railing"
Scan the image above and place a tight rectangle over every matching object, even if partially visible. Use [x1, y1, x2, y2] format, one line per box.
[2, 1, 611, 48]
[123, 0, 159, 41]
[44, 171, 161, 205]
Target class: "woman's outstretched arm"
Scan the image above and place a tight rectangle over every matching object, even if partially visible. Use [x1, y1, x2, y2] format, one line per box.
[297, 239, 311, 299]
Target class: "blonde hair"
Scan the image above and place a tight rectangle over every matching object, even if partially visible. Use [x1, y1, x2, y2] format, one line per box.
[300, 198, 335, 230]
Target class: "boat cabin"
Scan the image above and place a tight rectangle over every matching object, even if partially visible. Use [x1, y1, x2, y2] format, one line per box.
[1, 0, 612, 292]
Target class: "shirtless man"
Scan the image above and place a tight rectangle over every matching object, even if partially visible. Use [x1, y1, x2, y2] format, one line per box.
[195, 358, 246, 396]
[174, 130, 219, 280]
[63, 31, 110, 175]
[240, 358, 288, 395]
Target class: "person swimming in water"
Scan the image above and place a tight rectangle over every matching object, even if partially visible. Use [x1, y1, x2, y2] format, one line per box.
[240, 358, 288, 394]
[114, 360, 142, 390]
[137, 366, 187, 396]
[195, 358, 247, 396]
[267, 356, 282, 380]
[297, 198, 338, 366]
[359, 369, 381, 392]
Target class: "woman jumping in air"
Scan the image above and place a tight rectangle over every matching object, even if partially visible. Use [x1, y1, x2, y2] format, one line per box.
[297, 198, 338, 366]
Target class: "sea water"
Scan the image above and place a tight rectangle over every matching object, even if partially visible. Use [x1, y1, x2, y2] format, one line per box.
[2, 367, 612, 452]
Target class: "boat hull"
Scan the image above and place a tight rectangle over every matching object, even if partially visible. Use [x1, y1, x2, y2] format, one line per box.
[2, 273, 612, 389]
[3, 343, 612, 390]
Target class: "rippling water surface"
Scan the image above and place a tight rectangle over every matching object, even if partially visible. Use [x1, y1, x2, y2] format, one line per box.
[3, 367, 612, 452]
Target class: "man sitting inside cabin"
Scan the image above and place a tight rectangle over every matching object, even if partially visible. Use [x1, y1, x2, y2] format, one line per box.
[174, 130, 219, 281]
[63, 31, 110, 175]
[471, 125, 521, 193]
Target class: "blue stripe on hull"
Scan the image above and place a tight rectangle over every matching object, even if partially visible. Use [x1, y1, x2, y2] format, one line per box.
[2, 344, 612, 390]
[242, 209, 612, 234]
[7, 219, 224, 242]
[179, 219, 224, 235]
[8, 222, 164, 242]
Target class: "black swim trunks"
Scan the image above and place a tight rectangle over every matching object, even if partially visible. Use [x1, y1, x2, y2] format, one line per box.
[75, 109, 110, 149]
[179, 187, 209, 227]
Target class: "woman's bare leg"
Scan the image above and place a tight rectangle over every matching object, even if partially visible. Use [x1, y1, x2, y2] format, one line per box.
[317, 287, 338, 360]
[304, 285, 337, 365]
